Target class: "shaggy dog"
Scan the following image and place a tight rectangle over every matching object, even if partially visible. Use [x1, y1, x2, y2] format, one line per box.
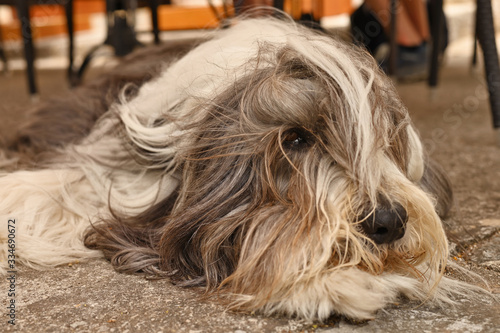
[0, 18, 470, 321]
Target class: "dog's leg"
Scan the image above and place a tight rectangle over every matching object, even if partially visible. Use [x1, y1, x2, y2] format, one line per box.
[257, 269, 424, 321]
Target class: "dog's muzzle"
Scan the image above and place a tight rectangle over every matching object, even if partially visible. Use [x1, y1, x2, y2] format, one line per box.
[359, 203, 408, 244]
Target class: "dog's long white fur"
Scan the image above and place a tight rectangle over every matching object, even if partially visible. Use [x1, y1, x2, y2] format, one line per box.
[0, 18, 479, 320]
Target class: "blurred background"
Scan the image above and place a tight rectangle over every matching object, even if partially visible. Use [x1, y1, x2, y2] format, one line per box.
[0, 0, 498, 76]
[0, 0, 353, 74]
[1, 0, 500, 145]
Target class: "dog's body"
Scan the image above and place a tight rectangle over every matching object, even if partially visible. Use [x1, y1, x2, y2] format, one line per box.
[0, 18, 469, 321]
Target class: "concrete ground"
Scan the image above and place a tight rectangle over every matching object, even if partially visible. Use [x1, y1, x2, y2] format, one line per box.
[1, 33, 500, 332]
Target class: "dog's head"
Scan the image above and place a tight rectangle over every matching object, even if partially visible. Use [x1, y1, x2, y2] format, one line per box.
[86, 18, 453, 320]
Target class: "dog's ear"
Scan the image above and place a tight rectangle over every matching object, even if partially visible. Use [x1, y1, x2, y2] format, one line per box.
[419, 158, 453, 219]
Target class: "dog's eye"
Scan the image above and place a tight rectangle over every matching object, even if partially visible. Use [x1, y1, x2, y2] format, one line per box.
[282, 129, 309, 149]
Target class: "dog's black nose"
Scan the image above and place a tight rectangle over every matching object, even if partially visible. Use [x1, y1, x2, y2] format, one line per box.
[359, 203, 408, 244]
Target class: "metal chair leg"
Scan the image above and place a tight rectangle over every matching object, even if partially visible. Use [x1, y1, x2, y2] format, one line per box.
[150, 0, 160, 44]
[476, 0, 500, 130]
[65, 0, 78, 86]
[388, 0, 398, 77]
[0, 29, 7, 74]
[16, 2, 38, 96]
[428, 0, 443, 88]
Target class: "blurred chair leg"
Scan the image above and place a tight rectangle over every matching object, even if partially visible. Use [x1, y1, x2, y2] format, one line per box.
[428, 0, 443, 88]
[476, 0, 500, 137]
[274, 0, 284, 11]
[65, 0, 78, 86]
[150, 0, 160, 44]
[16, 2, 38, 96]
[0, 45, 6, 74]
[472, 9, 478, 68]
[0, 26, 7, 74]
[387, 0, 398, 76]
[74, 0, 142, 83]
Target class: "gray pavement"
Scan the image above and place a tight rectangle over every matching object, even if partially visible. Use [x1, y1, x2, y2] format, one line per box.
[1, 40, 499, 332]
